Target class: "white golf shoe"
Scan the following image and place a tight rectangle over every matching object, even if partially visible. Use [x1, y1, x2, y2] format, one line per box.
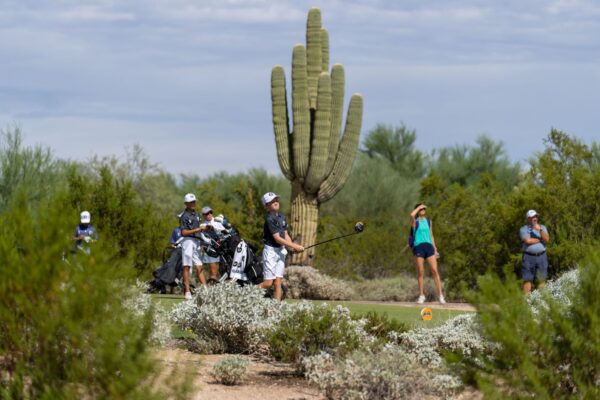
[185, 291, 193, 300]
[417, 295, 426, 305]
[439, 295, 446, 304]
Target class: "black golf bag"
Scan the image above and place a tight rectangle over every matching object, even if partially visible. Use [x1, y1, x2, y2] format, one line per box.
[208, 234, 264, 285]
[147, 246, 183, 294]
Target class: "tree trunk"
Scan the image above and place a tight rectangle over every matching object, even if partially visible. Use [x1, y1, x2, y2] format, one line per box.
[289, 181, 319, 265]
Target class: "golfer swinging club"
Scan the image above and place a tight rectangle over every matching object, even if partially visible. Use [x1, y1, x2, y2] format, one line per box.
[260, 192, 304, 301]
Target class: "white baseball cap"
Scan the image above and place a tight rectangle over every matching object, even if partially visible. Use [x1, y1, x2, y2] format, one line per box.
[184, 193, 197, 203]
[262, 192, 279, 205]
[526, 209, 538, 218]
[201, 206, 213, 215]
[80, 211, 91, 223]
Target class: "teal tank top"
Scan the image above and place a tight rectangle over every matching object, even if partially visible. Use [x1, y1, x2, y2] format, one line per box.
[413, 217, 432, 246]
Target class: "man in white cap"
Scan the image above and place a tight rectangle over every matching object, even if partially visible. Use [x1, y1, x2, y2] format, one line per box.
[260, 192, 304, 301]
[73, 210, 98, 254]
[519, 209, 551, 294]
[179, 193, 211, 299]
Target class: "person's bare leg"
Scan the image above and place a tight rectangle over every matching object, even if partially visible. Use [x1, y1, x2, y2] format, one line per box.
[196, 265, 206, 285]
[209, 263, 219, 280]
[523, 281, 532, 295]
[415, 257, 425, 296]
[427, 255, 444, 297]
[260, 279, 274, 289]
[274, 277, 282, 301]
[183, 266, 191, 293]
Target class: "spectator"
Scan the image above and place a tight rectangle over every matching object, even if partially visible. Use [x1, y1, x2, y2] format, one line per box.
[199, 206, 225, 284]
[520, 209, 550, 295]
[179, 193, 210, 300]
[73, 210, 98, 255]
[410, 204, 445, 304]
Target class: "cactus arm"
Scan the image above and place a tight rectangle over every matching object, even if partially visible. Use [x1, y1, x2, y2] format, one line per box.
[321, 28, 329, 72]
[306, 8, 322, 109]
[291, 44, 311, 181]
[325, 64, 345, 175]
[305, 72, 332, 193]
[271, 65, 295, 181]
[318, 93, 363, 203]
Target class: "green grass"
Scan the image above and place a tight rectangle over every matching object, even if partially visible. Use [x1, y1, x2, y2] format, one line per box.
[152, 294, 471, 330]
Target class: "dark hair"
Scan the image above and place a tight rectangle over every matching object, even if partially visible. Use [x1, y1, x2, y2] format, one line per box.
[414, 203, 423, 210]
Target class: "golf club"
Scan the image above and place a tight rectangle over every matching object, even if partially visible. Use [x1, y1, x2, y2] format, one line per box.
[303, 221, 365, 250]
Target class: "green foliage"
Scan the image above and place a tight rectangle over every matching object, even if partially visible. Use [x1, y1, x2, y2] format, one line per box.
[0, 190, 166, 399]
[268, 304, 364, 366]
[431, 135, 520, 190]
[356, 311, 408, 343]
[0, 126, 63, 211]
[362, 123, 426, 179]
[470, 257, 600, 399]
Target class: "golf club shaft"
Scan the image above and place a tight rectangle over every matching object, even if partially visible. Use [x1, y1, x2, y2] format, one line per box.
[303, 231, 360, 250]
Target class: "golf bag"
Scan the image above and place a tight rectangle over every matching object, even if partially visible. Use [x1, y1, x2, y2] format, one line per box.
[147, 246, 183, 294]
[207, 234, 264, 285]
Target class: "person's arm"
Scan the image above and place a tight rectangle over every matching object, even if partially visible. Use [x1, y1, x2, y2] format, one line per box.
[73, 227, 83, 241]
[535, 224, 550, 244]
[410, 205, 425, 226]
[273, 230, 304, 252]
[182, 225, 209, 237]
[429, 220, 438, 253]
[521, 226, 543, 245]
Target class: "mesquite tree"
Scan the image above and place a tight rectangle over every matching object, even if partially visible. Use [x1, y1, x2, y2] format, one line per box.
[270, 8, 363, 264]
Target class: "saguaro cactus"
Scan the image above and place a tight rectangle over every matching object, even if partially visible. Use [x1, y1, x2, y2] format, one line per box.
[270, 7, 363, 265]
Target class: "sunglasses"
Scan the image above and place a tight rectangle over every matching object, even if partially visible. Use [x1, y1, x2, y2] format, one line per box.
[203, 211, 213, 215]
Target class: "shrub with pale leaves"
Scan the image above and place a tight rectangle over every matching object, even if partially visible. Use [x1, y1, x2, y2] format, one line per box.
[209, 355, 249, 386]
[285, 266, 354, 300]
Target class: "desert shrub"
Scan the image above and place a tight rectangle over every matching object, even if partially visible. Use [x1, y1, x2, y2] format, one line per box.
[0, 190, 170, 399]
[124, 285, 172, 346]
[351, 274, 440, 301]
[303, 346, 461, 400]
[170, 283, 285, 354]
[390, 313, 489, 369]
[285, 266, 354, 300]
[468, 260, 600, 398]
[268, 303, 372, 368]
[357, 311, 409, 344]
[209, 356, 250, 386]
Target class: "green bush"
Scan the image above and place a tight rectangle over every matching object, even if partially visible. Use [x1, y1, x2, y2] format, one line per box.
[0, 190, 171, 399]
[268, 303, 368, 368]
[351, 274, 439, 302]
[356, 311, 408, 343]
[468, 257, 600, 398]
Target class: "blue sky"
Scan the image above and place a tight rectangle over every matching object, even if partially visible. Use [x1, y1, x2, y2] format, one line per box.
[2, 0, 600, 175]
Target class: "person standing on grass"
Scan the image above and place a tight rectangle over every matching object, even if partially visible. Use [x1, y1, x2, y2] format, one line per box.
[410, 203, 445, 304]
[199, 205, 225, 285]
[260, 192, 304, 301]
[520, 209, 550, 295]
[179, 193, 211, 300]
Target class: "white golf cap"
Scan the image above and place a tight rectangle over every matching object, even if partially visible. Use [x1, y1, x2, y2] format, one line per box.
[184, 193, 197, 203]
[262, 192, 279, 205]
[201, 206, 213, 214]
[80, 211, 91, 223]
[526, 209, 538, 218]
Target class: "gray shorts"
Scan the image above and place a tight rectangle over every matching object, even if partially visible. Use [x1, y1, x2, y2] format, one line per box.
[522, 252, 548, 282]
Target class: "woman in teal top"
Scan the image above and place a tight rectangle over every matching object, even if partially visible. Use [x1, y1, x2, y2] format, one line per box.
[410, 203, 445, 305]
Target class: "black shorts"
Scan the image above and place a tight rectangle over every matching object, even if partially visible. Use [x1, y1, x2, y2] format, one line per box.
[413, 243, 435, 259]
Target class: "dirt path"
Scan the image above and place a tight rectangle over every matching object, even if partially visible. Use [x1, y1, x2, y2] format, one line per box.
[153, 347, 324, 400]
[349, 300, 477, 312]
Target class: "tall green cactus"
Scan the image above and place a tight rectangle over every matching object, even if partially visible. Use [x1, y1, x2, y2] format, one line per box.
[270, 7, 363, 265]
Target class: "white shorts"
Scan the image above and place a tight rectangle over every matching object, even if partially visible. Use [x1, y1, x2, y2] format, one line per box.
[182, 238, 203, 267]
[262, 245, 287, 280]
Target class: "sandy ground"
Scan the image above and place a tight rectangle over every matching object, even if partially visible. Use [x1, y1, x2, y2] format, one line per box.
[153, 347, 324, 400]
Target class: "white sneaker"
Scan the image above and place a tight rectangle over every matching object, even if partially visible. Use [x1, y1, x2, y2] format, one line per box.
[417, 295, 426, 305]
[185, 291, 193, 300]
[439, 295, 446, 304]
